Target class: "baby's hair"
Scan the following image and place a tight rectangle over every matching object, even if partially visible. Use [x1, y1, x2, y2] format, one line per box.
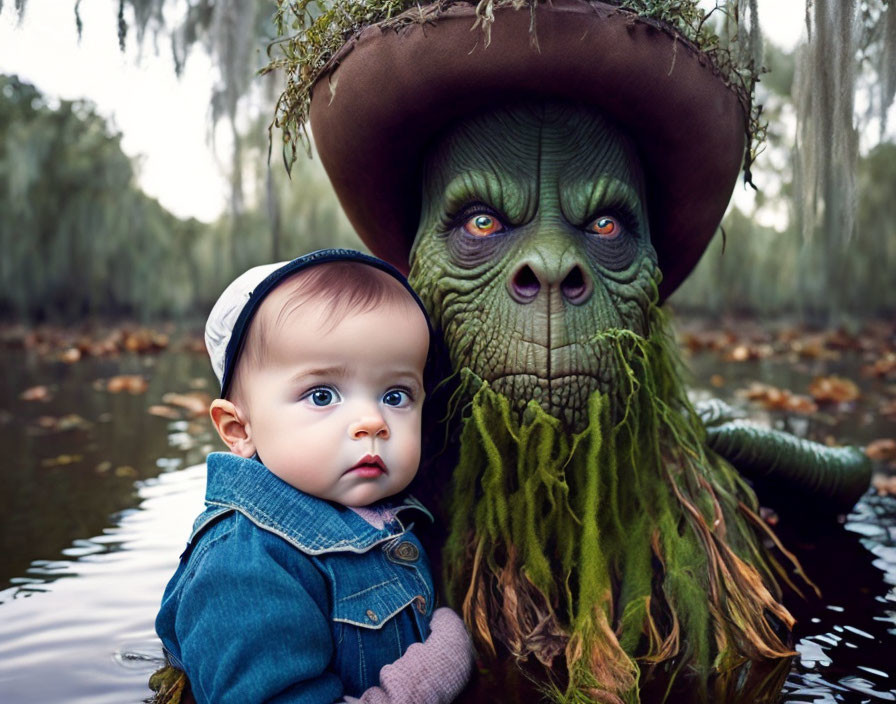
[228, 261, 418, 402]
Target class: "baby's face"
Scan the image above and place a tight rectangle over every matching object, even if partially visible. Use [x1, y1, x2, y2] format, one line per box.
[238, 292, 429, 507]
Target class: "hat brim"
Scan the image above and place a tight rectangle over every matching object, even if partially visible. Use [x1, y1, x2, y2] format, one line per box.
[309, 0, 745, 299]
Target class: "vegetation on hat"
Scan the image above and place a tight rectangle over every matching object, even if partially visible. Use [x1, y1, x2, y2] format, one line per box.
[263, 0, 766, 183]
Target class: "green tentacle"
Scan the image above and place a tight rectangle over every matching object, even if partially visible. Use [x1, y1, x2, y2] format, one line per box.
[698, 403, 871, 515]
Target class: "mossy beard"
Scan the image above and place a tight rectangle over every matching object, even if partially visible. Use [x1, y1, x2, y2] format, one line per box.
[443, 308, 805, 704]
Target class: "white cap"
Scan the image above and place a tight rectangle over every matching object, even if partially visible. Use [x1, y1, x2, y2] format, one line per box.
[205, 260, 288, 390]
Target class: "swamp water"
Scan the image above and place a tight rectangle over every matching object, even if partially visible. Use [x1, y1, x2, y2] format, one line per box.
[0, 337, 893, 703]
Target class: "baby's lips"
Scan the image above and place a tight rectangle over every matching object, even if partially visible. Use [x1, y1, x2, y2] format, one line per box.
[346, 453, 388, 475]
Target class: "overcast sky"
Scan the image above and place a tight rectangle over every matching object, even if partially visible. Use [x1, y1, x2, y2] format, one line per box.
[0, 0, 807, 224]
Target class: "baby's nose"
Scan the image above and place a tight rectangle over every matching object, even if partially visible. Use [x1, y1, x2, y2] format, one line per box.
[348, 414, 390, 440]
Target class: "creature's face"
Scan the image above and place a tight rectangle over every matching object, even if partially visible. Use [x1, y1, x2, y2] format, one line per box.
[409, 103, 661, 427]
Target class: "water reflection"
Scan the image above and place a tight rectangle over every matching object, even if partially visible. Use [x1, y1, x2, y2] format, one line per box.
[0, 465, 206, 703]
[0, 346, 214, 586]
[780, 493, 896, 703]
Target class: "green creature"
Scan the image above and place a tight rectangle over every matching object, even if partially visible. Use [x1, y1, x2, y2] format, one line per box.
[150, 3, 875, 703]
[403, 101, 780, 701]
[403, 101, 869, 702]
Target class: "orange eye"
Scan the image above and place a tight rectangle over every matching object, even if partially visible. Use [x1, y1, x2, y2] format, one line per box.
[463, 213, 504, 237]
[589, 216, 619, 238]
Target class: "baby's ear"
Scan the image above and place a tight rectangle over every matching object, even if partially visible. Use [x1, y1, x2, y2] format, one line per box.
[210, 399, 256, 457]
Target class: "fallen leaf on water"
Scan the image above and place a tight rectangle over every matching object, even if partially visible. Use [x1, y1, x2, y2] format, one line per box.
[20, 385, 51, 401]
[862, 353, 896, 379]
[34, 414, 93, 432]
[105, 375, 148, 394]
[679, 329, 738, 354]
[880, 399, 896, 419]
[739, 382, 818, 414]
[188, 377, 209, 389]
[90, 340, 120, 357]
[148, 405, 182, 420]
[790, 335, 832, 360]
[161, 392, 212, 418]
[808, 375, 861, 404]
[60, 347, 81, 364]
[31, 414, 91, 434]
[124, 329, 169, 353]
[94, 461, 113, 474]
[724, 343, 773, 362]
[866, 439, 896, 462]
[114, 465, 138, 478]
[726, 345, 752, 362]
[742, 382, 784, 404]
[871, 474, 896, 496]
[42, 454, 83, 467]
[825, 329, 861, 351]
[58, 414, 92, 431]
[710, 374, 725, 388]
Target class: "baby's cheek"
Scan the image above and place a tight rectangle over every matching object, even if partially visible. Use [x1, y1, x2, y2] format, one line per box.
[396, 418, 423, 472]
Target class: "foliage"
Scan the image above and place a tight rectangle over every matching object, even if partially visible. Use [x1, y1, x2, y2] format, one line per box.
[0, 74, 362, 321]
[674, 23, 896, 320]
[789, 1, 895, 321]
[263, 0, 765, 181]
[672, 139, 896, 318]
[6, 2, 896, 320]
[0, 74, 197, 319]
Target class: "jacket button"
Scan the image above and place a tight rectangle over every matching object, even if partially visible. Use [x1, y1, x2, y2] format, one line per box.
[393, 541, 419, 562]
[366, 609, 379, 623]
[414, 596, 426, 614]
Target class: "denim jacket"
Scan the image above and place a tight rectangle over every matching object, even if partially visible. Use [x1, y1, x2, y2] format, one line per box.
[155, 452, 435, 704]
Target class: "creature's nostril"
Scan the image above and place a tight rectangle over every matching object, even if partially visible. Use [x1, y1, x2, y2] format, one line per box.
[511, 265, 540, 302]
[561, 265, 591, 304]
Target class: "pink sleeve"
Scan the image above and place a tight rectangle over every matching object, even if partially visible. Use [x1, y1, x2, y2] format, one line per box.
[341, 608, 475, 704]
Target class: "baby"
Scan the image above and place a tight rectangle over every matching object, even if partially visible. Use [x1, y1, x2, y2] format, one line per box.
[155, 249, 473, 704]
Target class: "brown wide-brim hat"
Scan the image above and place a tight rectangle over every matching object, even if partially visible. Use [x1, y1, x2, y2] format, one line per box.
[309, 0, 746, 300]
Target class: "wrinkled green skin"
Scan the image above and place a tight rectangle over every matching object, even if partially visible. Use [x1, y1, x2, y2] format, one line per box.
[410, 103, 658, 429]
[409, 101, 868, 503]
[407, 102, 870, 698]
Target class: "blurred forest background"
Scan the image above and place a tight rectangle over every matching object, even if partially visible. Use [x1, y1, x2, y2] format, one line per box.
[0, 0, 894, 324]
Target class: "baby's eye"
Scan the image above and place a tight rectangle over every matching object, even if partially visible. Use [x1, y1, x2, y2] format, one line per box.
[303, 386, 342, 407]
[463, 212, 505, 237]
[382, 389, 411, 407]
[587, 215, 621, 238]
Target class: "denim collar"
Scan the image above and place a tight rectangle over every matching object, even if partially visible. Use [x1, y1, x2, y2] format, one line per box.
[204, 452, 430, 554]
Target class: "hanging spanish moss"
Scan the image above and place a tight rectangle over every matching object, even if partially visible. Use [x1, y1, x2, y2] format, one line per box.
[30, 0, 272, 223]
[880, 2, 896, 137]
[442, 308, 808, 703]
[792, 2, 859, 321]
[208, 0, 257, 219]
